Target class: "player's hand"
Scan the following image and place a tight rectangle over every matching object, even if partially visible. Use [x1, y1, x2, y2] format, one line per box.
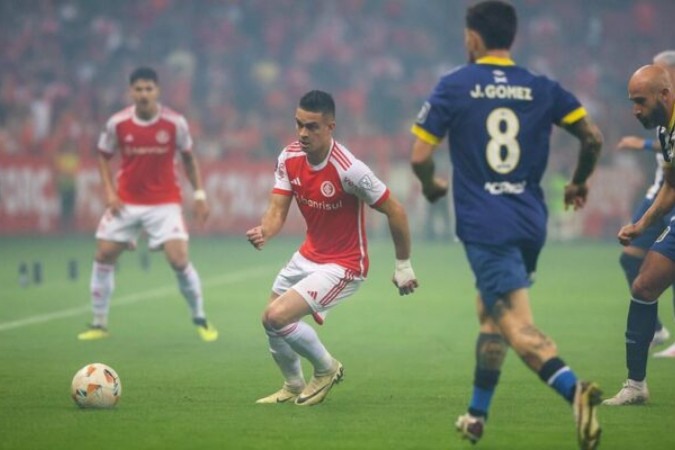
[106, 193, 124, 216]
[392, 259, 418, 296]
[422, 177, 449, 203]
[618, 223, 642, 246]
[193, 199, 209, 225]
[564, 182, 588, 211]
[246, 226, 266, 250]
[616, 136, 647, 151]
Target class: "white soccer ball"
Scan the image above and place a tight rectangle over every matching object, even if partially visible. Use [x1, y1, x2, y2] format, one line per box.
[71, 363, 122, 408]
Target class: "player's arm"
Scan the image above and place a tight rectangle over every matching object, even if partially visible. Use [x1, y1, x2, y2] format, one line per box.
[560, 117, 603, 210]
[180, 152, 209, 225]
[97, 151, 123, 216]
[619, 165, 675, 245]
[246, 193, 292, 250]
[616, 135, 659, 152]
[372, 195, 418, 295]
[410, 138, 449, 203]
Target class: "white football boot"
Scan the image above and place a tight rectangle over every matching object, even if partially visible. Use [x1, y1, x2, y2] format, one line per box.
[602, 379, 649, 406]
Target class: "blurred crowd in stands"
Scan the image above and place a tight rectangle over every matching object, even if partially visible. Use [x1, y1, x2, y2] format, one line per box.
[2, 0, 673, 160]
[1, 0, 674, 228]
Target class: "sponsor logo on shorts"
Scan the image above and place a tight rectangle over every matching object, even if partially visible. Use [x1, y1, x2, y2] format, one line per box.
[656, 226, 671, 243]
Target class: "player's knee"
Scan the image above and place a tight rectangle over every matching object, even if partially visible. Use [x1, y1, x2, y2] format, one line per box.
[169, 261, 188, 272]
[95, 247, 121, 264]
[630, 278, 659, 303]
[262, 305, 288, 331]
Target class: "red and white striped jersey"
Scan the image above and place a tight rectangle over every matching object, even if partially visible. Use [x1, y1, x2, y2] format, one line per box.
[272, 139, 390, 276]
[98, 105, 193, 205]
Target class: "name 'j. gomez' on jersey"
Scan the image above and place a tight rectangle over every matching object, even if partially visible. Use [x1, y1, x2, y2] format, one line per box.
[411, 56, 587, 246]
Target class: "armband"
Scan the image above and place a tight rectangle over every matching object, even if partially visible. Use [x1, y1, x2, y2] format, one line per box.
[194, 189, 207, 201]
[643, 139, 654, 150]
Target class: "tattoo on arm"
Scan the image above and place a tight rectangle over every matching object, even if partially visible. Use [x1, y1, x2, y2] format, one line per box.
[563, 117, 602, 185]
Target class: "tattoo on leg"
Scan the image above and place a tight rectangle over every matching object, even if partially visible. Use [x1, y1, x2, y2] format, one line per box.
[518, 324, 555, 369]
[476, 333, 508, 370]
[490, 299, 510, 321]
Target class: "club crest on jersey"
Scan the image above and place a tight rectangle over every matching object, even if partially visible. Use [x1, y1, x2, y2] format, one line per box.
[155, 130, 170, 144]
[124, 134, 134, 143]
[321, 181, 336, 198]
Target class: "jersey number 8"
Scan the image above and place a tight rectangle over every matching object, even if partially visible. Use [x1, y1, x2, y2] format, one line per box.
[485, 107, 520, 174]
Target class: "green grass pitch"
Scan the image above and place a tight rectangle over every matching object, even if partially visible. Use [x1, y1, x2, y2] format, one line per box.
[1, 236, 674, 450]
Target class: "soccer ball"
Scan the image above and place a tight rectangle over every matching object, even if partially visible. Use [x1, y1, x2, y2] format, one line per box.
[71, 363, 122, 408]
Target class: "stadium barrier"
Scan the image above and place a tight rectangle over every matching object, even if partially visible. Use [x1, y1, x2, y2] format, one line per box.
[0, 154, 641, 239]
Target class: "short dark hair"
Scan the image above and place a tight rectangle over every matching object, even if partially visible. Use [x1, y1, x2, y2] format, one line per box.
[466, 1, 517, 50]
[299, 90, 335, 118]
[129, 67, 159, 85]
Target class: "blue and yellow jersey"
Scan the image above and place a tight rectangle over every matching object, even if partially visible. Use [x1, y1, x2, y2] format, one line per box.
[412, 56, 586, 246]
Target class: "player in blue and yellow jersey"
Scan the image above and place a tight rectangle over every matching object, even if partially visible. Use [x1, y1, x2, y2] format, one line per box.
[606, 64, 675, 406]
[409, 2, 603, 449]
[612, 51, 675, 361]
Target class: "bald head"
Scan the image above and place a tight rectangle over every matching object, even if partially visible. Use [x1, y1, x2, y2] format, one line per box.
[629, 64, 672, 94]
[628, 64, 674, 129]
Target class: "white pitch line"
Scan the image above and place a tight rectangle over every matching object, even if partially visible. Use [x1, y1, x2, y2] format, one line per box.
[0, 265, 275, 332]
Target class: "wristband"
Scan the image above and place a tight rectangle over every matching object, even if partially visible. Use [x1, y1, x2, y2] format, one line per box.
[194, 189, 207, 201]
[644, 139, 654, 150]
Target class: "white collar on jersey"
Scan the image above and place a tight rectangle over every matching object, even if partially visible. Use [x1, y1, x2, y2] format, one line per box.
[307, 139, 335, 171]
[131, 104, 162, 126]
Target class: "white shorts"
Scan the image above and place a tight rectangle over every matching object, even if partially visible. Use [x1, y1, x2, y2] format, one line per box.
[95, 203, 188, 250]
[272, 251, 363, 323]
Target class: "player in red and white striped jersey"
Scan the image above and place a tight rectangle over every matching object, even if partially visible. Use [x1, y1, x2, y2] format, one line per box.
[247, 90, 418, 406]
[78, 67, 218, 342]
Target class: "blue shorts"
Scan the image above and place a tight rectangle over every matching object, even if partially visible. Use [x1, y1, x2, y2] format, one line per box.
[630, 197, 675, 250]
[463, 242, 542, 312]
[650, 218, 675, 262]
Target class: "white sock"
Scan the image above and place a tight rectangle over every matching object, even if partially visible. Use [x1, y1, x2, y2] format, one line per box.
[175, 263, 205, 319]
[266, 328, 305, 389]
[90, 261, 115, 328]
[280, 321, 333, 374]
[628, 379, 646, 388]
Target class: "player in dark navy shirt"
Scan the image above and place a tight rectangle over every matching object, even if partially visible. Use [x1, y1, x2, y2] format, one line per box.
[409, 2, 603, 449]
[612, 51, 675, 362]
[606, 64, 675, 405]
